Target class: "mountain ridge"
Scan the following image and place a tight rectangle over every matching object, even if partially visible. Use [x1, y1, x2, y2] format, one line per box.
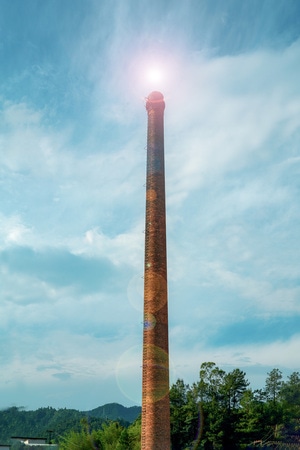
[0, 402, 141, 444]
[85, 402, 141, 423]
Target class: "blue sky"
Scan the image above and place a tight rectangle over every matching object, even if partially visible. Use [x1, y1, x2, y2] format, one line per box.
[1, 0, 300, 411]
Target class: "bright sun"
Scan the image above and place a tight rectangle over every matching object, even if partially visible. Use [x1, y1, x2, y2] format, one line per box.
[146, 67, 164, 85]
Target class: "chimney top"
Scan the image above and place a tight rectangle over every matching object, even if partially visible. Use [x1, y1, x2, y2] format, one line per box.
[147, 91, 164, 101]
[146, 91, 165, 112]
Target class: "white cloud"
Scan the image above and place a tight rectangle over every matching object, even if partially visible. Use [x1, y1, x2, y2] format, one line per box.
[0, 214, 32, 247]
[0, 327, 142, 408]
[209, 263, 300, 314]
[170, 334, 300, 389]
[165, 41, 300, 204]
[81, 226, 144, 269]
[1, 4, 300, 410]
[0, 101, 70, 177]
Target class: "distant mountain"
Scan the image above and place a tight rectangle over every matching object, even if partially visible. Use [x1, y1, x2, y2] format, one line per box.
[86, 402, 141, 423]
[0, 403, 141, 444]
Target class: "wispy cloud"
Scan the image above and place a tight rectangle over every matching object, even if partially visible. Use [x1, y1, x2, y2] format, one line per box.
[1, 0, 300, 410]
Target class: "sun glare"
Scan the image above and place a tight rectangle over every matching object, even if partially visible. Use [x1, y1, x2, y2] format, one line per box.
[147, 67, 164, 85]
[131, 53, 176, 96]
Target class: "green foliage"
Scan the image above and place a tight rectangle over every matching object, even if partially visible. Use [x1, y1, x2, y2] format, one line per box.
[2, 365, 300, 449]
[265, 368, 283, 403]
[59, 429, 103, 450]
[59, 419, 141, 450]
[127, 416, 141, 450]
[99, 422, 123, 450]
[116, 428, 130, 450]
[237, 389, 267, 443]
[0, 406, 67, 443]
[170, 379, 201, 450]
[170, 363, 300, 449]
[281, 371, 300, 415]
[0, 404, 138, 445]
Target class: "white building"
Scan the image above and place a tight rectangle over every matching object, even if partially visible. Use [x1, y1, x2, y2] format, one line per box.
[11, 438, 58, 448]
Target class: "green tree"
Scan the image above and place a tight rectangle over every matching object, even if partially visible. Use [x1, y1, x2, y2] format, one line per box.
[281, 371, 300, 410]
[116, 428, 130, 450]
[170, 379, 201, 449]
[279, 371, 300, 443]
[220, 369, 249, 449]
[59, 429, 103, 450]
[100, 421, 123, 450]
[198, 362, 225, 403]
[237, 389, 268, 446]
[265, 368, 283, 404]
[221, 369, 249, 411]
[127, 416, 141, 450]
[264, 368, 284, 438]
[196, 362, 227, 450]
[194, 363, 250, 449]
[59, 420, 124, 450]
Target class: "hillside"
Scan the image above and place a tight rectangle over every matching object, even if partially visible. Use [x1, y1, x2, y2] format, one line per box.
[86, 402, 141, 423]
[0, 403, 141, 444]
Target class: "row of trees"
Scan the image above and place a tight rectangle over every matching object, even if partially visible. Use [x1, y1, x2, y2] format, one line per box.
[0, 403, 140, 445]
[170, 362, 300, 449]
[0, 406, 88, 443]
[58, 418, 141, 450]
[58, 362, 300, 449]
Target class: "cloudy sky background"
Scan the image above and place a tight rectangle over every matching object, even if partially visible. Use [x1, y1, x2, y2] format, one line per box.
[1, 0, 300, 411]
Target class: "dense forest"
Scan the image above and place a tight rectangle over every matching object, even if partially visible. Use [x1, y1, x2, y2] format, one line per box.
[0, 403, 140, 446]
[169, 362, 300, 449]
[1, 362, 299, 449]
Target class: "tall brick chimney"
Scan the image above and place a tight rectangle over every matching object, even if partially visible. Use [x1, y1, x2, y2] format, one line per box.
[141, 91, 171, 449]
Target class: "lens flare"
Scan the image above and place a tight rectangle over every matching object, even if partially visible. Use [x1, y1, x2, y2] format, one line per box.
[127, 274, 143, 312]
[144, 313, 156, 331]
[144, 271, 168, 312]
[142, 344, 170, 404]
[116, 345, 142, 404]
[146, 67, 164, 85]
